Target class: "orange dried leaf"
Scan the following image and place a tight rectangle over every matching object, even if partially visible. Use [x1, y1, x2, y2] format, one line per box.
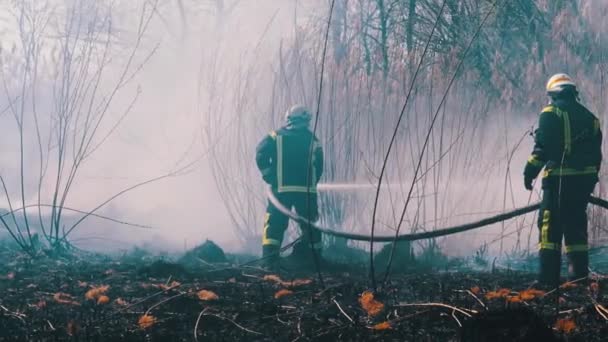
[373, 321, 392, 330]
[263, 274, 312, 288]
[470, 286, 481, 295]
[263, 274, 283, 284]
[274, 289, 293, 299]
[518, 289, 545, 301]
[85, 285, 110, 300]
[197, 290, 219, 301]
[554, 318, 576, 334]
[359, 291, 385, 317]
[97, 295, 110, 305]
[138, 314, 156, 329]
[485, 288, 511, 300]
[53, 292, 80, 306]
[560, 282, 578, 290]
[506, 296, 522, 303]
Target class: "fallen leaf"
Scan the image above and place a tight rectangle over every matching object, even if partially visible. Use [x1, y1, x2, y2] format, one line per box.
[518, 289, 545, 301]
[559, 297, 567, 305]
[263, 274, 312, 288]
[485, 288, 511, 300]
[263, 274, 283, 284]
[97, 295, 110, 305]
[85, 285, 110, 301]
[506, 295, 522, 303]
[104, 269, 115, 275]
[554, 318, 576, 334]
[7, 272, 15, 280]
[359, 291, 384, 317]
[590, 282, 599, 294]
[274, 289, 293, 299]
[160, 281, 181, 291]
[470, 286, 481, 295]
[115, 298, 129, 306]
[228, 277, 237, 283]
[77, 281, 88, 288]
[67, 320, 79, 336]
[290, 279, 313, 287]
[35, 300, 47, 309]
[197, 290, 219, 301]
[372, 321, 392, 330]
[53, 293, 80, 306]
[138, 314, 156, 329]
[560, 282, 578, 290]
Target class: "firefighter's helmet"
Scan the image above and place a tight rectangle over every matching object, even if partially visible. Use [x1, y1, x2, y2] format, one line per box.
[285, 104, 312, 128]
[546, 73, 577, 94]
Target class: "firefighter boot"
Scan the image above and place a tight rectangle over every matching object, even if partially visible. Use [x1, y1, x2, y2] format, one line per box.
[538, 249, 561, 289]
[289, 241, 323, 269]
[262, 245, 280, 272]
[567, 251, 589, 281]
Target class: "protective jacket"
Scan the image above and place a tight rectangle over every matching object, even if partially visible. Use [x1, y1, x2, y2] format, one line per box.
[256, 127, 324, 193]
[524, 99, 602, 185]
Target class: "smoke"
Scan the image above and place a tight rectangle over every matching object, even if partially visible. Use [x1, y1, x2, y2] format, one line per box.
[0, 0, 324, 253]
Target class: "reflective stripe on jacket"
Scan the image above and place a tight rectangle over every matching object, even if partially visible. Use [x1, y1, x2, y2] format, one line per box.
[256, 127, 323, 193]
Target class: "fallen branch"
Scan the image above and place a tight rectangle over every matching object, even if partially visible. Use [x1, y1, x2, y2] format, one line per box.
[396, 302, 475, 318]
[332, 298, 355, 324]
[194, 307, 210, 342]
[202, 312, 263, 336]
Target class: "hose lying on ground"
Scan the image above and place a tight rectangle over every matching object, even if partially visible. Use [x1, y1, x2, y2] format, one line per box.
[266, 188, 608, 242]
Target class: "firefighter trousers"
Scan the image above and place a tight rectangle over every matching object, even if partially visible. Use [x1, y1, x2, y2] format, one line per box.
[262, 191, 322, 252]
[538, 176, 596, 286]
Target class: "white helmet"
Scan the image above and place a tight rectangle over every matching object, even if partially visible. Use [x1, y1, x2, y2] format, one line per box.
[546, 73, 577, 94]
[285, 104, 312, 128]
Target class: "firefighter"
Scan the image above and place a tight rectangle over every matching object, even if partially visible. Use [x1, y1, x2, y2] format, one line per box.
[256, 105, 324, 270]
[524, 73, 602, 287]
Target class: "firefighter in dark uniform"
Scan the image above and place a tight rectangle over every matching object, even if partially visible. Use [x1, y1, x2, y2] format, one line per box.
[524, 73, 602, 287]
[256, 105, 324, 269]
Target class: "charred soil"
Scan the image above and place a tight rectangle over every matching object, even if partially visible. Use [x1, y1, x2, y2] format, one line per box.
[0, 249, 606, 341]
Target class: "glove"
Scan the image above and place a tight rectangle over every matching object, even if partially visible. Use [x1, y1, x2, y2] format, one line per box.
[261, 169, 275, 185]
[524, 176, 534, 191]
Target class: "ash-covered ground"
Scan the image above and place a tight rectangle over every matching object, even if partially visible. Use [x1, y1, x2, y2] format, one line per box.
[1, 240, 607, 341]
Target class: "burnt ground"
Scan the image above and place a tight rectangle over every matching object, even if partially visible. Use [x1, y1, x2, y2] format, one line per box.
[0, 245, 607, 342]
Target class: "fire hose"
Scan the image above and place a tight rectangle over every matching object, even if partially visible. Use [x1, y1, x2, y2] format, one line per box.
[266, 188, 608, 242]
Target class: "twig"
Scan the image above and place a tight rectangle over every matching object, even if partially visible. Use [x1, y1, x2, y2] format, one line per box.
[544, 277, 588, 297]
[332, 298, 354, 324]
[203, 312, 263, 335]
[144, 292, 188, 316]
[194, 307, 210, 342]
[396, 302, 475, 317]
[595, 305, 608, 321]
[0, 304, 27, 323]
[558, 307, 584, 315]
[451, 309, 462, 327]
[455, 289, 487, 309]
